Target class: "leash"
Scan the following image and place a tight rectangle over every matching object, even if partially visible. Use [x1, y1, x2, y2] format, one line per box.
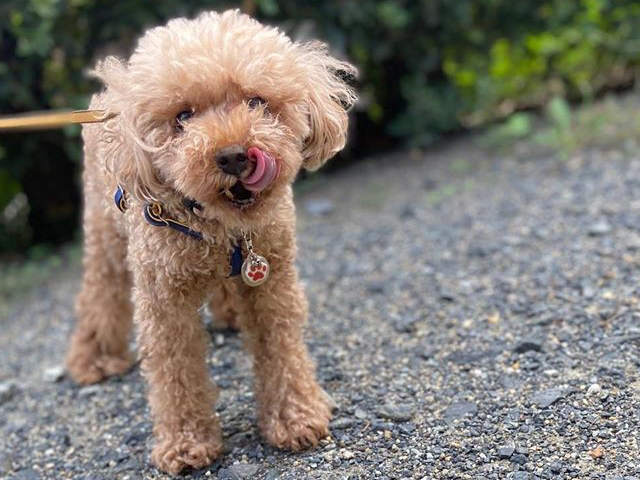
[0, 109, 113, 131]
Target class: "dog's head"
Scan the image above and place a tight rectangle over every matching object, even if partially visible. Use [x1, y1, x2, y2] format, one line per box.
[96, 10, 356, 227]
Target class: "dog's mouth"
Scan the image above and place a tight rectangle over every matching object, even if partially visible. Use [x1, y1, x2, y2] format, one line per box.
[221, 147, 280, 210]
[223, 182, 255, 208]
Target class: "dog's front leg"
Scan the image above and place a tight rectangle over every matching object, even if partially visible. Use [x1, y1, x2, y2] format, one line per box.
[240, 238, 332, 451]
[132, 265, 222, 474]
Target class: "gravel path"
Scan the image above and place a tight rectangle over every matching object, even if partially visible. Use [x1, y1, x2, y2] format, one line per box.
[2, 130, 640, 479]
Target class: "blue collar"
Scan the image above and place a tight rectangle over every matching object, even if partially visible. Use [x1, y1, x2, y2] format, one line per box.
[114, 186, 243, 276]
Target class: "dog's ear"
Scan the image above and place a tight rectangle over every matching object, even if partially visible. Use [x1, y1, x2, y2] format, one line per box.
[93, 57, 167, 201]
[300, 42, 357, 171]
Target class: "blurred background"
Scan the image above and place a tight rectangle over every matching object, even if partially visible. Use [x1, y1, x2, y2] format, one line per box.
[1, 0, 640, 258]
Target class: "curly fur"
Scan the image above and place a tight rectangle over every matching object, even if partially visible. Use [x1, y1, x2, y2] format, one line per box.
[65, 10, 356, 475]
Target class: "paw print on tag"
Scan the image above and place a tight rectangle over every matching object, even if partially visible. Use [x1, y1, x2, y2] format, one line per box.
[248, 263, 267, 281]
[241, 254, 270, 286]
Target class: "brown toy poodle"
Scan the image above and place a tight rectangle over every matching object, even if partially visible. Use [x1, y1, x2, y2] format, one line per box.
[64, 9, 356, 474]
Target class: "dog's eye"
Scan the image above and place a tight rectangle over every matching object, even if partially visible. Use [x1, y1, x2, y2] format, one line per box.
[175, 109, 194, 131]
[248, 97, 266, 109]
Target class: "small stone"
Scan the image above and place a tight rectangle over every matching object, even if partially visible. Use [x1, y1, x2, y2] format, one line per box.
[264, 470, 281, 480]
[513, 337, 544, 354]
[366, 281, 386, 294]
[588, 221, 612, 236]
[229, 463, 260, 479]
[377, 402, 414, 422]
[354, 408, 368, 419]
[42, 365, 65, 383]
[305, 198, 335, 216]
[587, 384, 602, 396]
[511, 473, 529, 480]
[0, 452, 12, 476]
[10, 469, 40, 480]
[444, 401, 477, 425]
[498, 445, 514, 459]
[550, 461, 563, 473]
[217, 469, 237, 480]
[78, 385, 101, 398]
[529, 388, 571, 408]
[341, 449, 355, 460]
[331, 417, 358, 429]
[0, 381, 18, 404]
[392, 314, 417, 333]
[589, 445, 604, 459]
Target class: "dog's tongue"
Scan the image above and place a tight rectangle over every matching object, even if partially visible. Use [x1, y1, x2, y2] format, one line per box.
[243, 147, 279, 192]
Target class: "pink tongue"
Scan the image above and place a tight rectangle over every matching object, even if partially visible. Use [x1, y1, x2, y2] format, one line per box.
[243, 147, 278, 192]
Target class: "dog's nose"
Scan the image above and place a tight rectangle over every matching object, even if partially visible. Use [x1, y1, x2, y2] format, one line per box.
[215, 146, 249, 176]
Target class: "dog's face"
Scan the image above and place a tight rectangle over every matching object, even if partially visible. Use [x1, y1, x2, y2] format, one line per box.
[97, 10, 356, 227]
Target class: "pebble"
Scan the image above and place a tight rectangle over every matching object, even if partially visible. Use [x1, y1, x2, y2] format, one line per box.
[587, 384, 602, 396]
[588, 221, 612, 236]
[513, 337, 544, 354]
[444, 401, 477, 425]
[331, 417, 358, 429]
[340, 449, 355, 460]
[498, 445, 514, 459]
[529, 388, 570, 408]
[78, 385, 101, 398]
[0, 381, 17, 404]
[377, 402, 414, 422]
[228, 463, 260, 478]
[42, 365, 65, 383]
[354, 407, 368, 419]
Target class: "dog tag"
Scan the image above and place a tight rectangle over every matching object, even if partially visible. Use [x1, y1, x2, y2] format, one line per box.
[241, 253, 270, 287]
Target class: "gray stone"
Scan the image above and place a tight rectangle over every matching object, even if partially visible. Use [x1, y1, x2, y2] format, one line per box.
[497, 445, 514, 459]
[588, 221, 612, 236]
[354, 407, 368, 419]
[377, 402, 414, 422]
[229, 463, 260, 479]
[78, 385, 101, 398]
[0, 381, 17, 404]
[0, 452, 12, 476]
[513, 337, 544, 354]
[530, 388, 571, 408]
[42, 365, 65, 383]
[217, 469, 239, 480]
[331, 417, 358, 429]
[444, 402, 477, 425]
[10, 469, 40, 480]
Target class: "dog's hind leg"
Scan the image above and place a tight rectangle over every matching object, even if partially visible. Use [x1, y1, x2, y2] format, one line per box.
[66, 204, 133, 385]
[66, 132, 134, 385]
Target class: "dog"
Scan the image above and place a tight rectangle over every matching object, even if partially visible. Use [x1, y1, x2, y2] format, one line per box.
[64, 10, 356, 474]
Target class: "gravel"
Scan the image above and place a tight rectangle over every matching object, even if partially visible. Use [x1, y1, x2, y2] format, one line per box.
[2, 127, 640, 478]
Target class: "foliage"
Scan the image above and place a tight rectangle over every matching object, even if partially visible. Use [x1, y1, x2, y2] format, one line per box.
[1, 0, 640, 254]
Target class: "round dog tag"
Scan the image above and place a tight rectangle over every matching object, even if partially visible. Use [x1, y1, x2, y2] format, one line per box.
[241, 254, 270, 287]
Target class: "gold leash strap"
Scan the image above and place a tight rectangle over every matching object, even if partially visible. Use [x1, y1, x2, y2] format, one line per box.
[0, 109, 113, 131]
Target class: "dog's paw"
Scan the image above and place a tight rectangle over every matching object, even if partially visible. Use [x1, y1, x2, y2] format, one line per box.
[260, 389, 332, 451]
[151, 433, 223, 475]
[66, 349, 133, 385]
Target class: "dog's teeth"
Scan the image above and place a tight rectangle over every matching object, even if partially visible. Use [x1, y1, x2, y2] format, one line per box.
[224, 189, 234, 199]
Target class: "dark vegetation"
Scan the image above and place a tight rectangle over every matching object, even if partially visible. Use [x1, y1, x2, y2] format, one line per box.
[1, 0, 640, 255]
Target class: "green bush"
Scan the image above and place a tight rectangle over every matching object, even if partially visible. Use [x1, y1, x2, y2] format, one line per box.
[1, 0, 640, 254]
